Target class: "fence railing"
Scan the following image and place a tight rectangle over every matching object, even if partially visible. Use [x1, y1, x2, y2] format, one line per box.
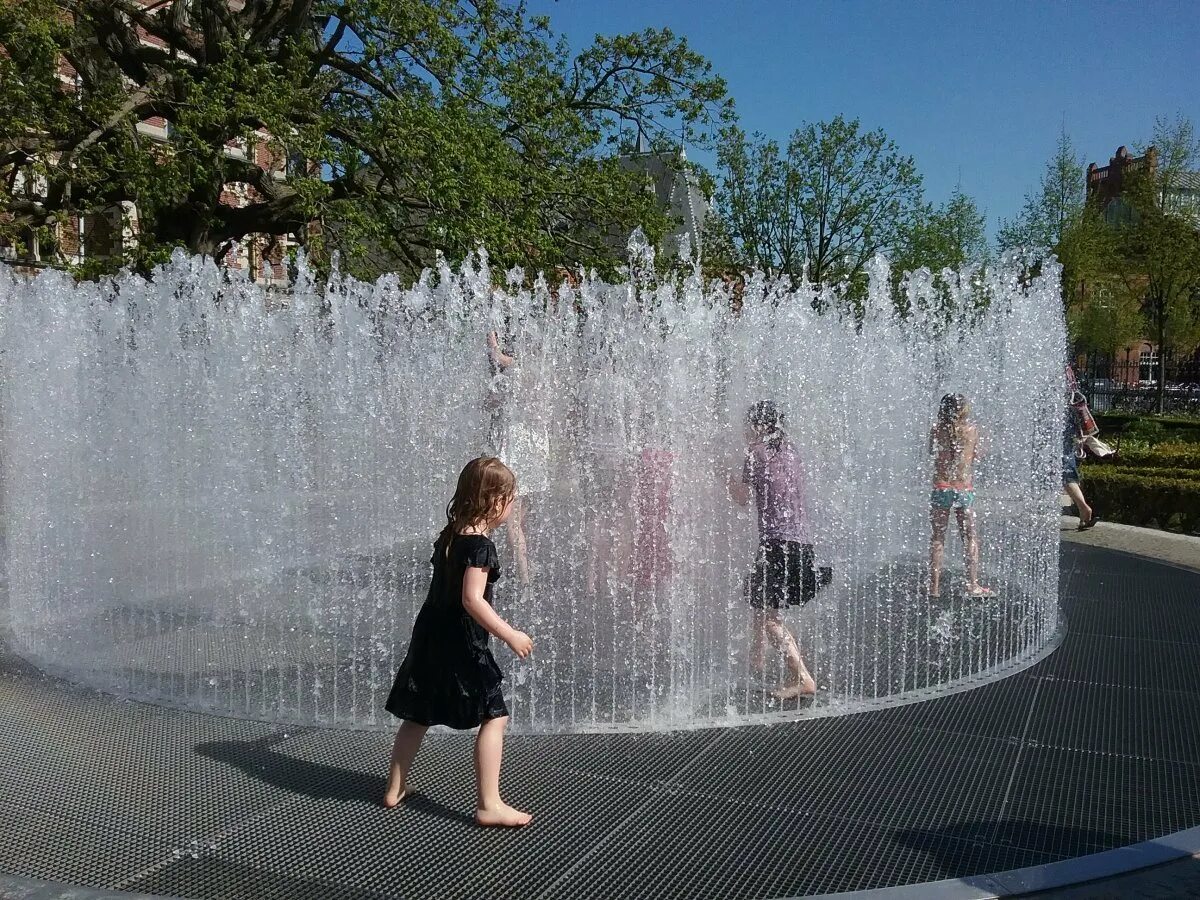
[1074, 355, 1200, 416]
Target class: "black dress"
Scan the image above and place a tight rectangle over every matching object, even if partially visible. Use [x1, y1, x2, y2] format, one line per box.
[385, 533, 510, 729]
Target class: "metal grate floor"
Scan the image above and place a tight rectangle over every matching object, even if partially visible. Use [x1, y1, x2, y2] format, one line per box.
[3, 542, 1200, 899]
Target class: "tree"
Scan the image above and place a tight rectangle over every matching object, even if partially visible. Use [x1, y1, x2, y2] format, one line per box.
[714, 116, 923, 289]
[892, 186, 987, 275]
[1069, 273, 1144, 357]
[998, 128, 1126, 351]
[1145, 113, 1200, 215]
[0, 0, 733, 279]
[886, 186, 988, 316]
[1112, 162, 1200, 413]
[998, 127, 1085, 251]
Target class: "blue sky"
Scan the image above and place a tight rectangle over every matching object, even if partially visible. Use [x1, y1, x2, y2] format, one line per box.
[525, 0, 1200, 238]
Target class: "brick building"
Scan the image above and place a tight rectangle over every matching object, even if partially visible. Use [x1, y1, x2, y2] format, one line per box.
[0, 0, 299, 284]
[1080, 145, 1200, 388]
[1088, 145, 1200, 225]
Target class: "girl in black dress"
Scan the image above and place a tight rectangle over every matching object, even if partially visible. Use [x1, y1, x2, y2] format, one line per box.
[383, 457, 535, 827]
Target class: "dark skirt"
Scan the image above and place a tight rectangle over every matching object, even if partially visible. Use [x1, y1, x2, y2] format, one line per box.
[745, 540, 831, 609]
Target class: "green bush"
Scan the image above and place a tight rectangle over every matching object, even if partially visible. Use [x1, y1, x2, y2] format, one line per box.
[1096, 412, 1200, 444]
[1098, 443, 1200, 470]
[1121, 418, 1167, 444]
[1083, 465, 1200, 483]
[1080, 467, 1200, 534]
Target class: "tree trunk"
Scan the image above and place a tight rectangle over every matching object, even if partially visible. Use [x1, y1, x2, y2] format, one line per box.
[1156, 312, 1167, 416]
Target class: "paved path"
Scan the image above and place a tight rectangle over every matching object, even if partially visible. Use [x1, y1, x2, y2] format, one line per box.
[1059, 515, 1200, 572]
[1022, 521, 1200, 899]
[2, 525, 1200, 897]
[1023, 856, 1200, 898]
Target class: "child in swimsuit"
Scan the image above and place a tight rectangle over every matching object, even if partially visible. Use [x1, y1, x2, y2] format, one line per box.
[928, 393, 993, 598]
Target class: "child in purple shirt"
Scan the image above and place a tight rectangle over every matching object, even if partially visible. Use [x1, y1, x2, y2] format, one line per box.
[729, 401, 828, 699]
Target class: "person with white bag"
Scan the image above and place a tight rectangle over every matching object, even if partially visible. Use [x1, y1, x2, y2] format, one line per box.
[1063, 393, 1100, 531]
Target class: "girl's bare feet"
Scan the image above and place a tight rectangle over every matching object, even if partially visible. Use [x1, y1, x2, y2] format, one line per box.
[475, 802, 533, 827]
[773, 675, 816, 700]
[382, 786, 411, 809]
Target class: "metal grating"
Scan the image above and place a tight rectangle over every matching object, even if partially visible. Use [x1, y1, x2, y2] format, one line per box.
[2, 542, 1200, 899]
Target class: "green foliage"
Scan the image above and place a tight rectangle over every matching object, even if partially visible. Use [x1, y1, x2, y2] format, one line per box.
[998, 128, 1085, 251]
[1004, 118, 1200, 380]
[1109, 166, 1200, 369]
[887, 187, 990, 315]
[0, 1, 733, 279]
[1079, 431, 1200, 532]
[1144, 114, 1200, 215]
[891, 187, 988, 275]
[1101, 466, 1200, 481]
[1121, 418, 1168, 445]
[1079, 466, 1200, 534]
[1068, 276, 1145, 356]
[1103, 442, 1200, 469]
[997, 129, 1131, 352]
[1095, 115, 1200, 413]
[712, 116, 924, 290]
[1095, 412, 1200, 439]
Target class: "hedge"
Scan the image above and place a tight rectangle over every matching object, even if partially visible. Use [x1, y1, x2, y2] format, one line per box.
[1078, 467, 1200, 534]
[1093, 444, 1200, 470]
[1096, 412, 1200, 435]
[1082, 465, 1200, 483]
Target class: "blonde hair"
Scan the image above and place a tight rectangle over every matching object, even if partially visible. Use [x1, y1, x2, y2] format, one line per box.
[439, 457, 517, 548]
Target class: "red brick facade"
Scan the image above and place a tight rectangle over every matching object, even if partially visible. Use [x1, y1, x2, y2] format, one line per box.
[1086, 145, 1157, 210]
[1, 0, 297, 283]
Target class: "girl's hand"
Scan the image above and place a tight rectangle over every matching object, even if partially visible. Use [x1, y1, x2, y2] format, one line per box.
[487, 330, 499, 351]
[506, 630, 534, 659]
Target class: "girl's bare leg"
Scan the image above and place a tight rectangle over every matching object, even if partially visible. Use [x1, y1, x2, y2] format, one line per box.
[766, 614, 816, 698]
[1065, 482, 1093, 525]
[929, 507, 950, 594]
[957, 508, 991, 594]
[749, 609, 767, 674]
[383, 720, 428, 807]
[474, 716, 532, 827]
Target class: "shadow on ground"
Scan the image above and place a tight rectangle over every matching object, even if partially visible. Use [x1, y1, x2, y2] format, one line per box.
[893, 819, 1127, 874]
[196, 733, 474, 826]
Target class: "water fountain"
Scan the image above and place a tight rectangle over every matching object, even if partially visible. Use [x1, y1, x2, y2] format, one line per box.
[0, 243, 1065, 732]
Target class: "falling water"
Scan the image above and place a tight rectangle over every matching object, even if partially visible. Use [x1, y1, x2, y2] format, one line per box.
[0, 243, 1064, 732]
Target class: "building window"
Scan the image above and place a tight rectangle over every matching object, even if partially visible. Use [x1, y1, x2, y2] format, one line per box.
[1139, 347, 1159, 383]
[1105, 198, 1132, 226]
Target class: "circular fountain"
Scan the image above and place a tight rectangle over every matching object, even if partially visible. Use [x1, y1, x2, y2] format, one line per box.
[0, 245, 1065, 732]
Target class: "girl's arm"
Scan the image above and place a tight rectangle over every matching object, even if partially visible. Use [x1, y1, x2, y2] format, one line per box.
[487, 331, 515, 369]
[462, 566, 533, 657]
[728, 472, 750, 507]
[728, 451, 751, 507]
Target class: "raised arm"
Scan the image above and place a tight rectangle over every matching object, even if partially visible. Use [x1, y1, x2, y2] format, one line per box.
[487, 331, 515, 370]
[462, 566, 532, 658]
